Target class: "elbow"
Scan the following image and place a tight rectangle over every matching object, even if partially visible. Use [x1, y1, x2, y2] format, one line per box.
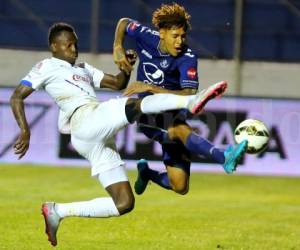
[111, 85, 122, 91]
[182, 89, 197, 95]
[190, 89, 197, 95]
[118, 84, 127, 91]
[114, 82, 127, 91]
[119, 17, 130, 25]
[10, 93, 17, 106]
[10, 92, 22, 107]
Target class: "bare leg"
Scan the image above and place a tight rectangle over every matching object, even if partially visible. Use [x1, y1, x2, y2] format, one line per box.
[166, 166, 189, 195]
[168, 124, 192, 145]
[105, 181, 135, 215]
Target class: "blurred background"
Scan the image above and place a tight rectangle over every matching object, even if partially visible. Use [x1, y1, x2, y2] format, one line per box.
[1, 3, 300, 248]
[0, 0, 299, 96]
[0, 0, 300, 175]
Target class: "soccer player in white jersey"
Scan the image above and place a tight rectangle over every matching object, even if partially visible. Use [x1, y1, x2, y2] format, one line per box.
[10, 22, 221, 246]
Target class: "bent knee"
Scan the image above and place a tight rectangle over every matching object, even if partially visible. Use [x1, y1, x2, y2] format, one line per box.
[115, 196, 135, 215]
[168, 126, 181, 140]
[170, 182, 189, 195]
[173, 186, 189, 195]
[168, 125, 191, 141]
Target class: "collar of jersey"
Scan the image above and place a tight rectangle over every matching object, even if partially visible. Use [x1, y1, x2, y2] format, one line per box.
[157, 41, 170, 57]
[51, 57, 73, 67]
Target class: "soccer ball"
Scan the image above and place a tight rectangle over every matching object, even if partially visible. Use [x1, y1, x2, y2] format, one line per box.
[234, 119, 270, 154]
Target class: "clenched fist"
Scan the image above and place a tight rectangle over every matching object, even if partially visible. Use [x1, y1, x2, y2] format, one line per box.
[125, 49, 138, 66]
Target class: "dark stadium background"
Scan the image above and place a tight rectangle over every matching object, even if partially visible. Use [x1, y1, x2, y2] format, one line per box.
[0, 0, 299, 61]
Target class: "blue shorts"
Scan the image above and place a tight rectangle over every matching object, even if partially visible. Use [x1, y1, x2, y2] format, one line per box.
[138, 111, 191, 174]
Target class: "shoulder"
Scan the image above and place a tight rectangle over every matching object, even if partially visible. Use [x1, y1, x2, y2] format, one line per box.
[76, 62, 87, 68]
[30, 58, 53, 74]
[127, 19, 159, 38]
[181, 47, 198, 60]
[176, 47, 198, 65]
[139, 26, 159, 37]
[76, 62, 100, 73]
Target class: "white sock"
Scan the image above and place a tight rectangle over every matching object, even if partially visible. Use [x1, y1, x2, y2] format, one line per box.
[55, 197, 120, 218]
[140, 94, 194, 114]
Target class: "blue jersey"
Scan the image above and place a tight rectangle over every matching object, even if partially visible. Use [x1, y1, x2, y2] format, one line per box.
[126, 20, 196, 167]
[126, 20, 199, 91]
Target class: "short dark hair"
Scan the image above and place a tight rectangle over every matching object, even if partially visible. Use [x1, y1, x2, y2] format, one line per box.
[48, 22, 75, 45]
[152, 3, 191, 31]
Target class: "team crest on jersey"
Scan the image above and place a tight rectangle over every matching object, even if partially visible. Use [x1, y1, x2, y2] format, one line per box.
[160, 59, 169, 68]
[187, 68, 197, 79]
[143, 62, 164, 84]
[128, 21, 140, 31]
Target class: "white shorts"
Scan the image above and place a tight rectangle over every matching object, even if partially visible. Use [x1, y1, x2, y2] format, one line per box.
[96, 165, 129, 188]
[70, 97, 129, 176]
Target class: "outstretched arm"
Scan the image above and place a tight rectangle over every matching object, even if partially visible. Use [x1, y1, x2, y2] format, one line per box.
[100, 49, 137, 90]
[10, 85, 35, 159]
[113, 18, 132, 75]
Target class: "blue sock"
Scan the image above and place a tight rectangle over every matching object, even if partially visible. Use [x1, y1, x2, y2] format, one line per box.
[186, 132, 225, 164]
[146, 169, 171, 190]
[139, 124, 169, 143]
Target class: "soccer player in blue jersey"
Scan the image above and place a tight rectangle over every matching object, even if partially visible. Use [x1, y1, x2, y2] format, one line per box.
[113, 3, 247, 195]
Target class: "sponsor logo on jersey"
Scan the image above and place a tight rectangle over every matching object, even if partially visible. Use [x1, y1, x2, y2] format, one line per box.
[143, 62, 164, 84]
[128, 21, 140, 31]
[72, 74, 90, 83]
[160, 59, 169, 68]
[187, 68, 197, 79]
[145, 28, 159, 35]
[141, 49, 152, 59]
[140, 26, 159, 35]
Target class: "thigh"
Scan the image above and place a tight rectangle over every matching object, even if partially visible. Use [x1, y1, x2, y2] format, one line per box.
[162, 140, 191, 175]
[166, 165, 189, 188]
[97, 165, 129, 188]
[137, 110, 188, 130]
[71, 98, 129, 142]
[95, 98, 130, 138]
[71, 136, 125, 176]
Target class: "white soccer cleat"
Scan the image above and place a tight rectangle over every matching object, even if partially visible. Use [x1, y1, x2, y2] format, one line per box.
[41, 202, 62, 247]
[188, 81, 227, 114]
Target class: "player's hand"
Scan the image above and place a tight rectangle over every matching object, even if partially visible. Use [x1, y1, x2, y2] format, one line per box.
[123, 81, 152, 96]
[113, 45, 133, 75]
[125, 49, 138, 66]
[13, 131, 30, 159]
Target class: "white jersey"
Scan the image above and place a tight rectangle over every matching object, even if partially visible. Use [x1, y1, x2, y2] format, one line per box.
[21, 57, 104, 119]
[21, 57, 131, 177]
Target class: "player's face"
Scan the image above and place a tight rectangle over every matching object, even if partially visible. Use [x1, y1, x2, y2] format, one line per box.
[50, 31, 78, 65]
[159, 27, 186, 57]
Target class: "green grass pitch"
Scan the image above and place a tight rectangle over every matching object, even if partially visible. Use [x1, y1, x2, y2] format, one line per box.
[0, 164, 300, 250]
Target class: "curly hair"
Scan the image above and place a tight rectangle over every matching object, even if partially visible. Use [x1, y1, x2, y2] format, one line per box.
[48, 22, 75, 45]
[152, 3, 191, 31]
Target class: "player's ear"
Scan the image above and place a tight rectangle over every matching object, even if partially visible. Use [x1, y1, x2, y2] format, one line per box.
[159, 29, 166, 40]
[50, 42, 57, 53]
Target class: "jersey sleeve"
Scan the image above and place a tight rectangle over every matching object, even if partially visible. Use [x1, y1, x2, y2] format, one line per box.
[126, 19, 158, 42]
[125, 19, 143, 38]
[178, 53, 199, 90]
[82, 62, 104, 88]
[20, 60, 51, 90]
